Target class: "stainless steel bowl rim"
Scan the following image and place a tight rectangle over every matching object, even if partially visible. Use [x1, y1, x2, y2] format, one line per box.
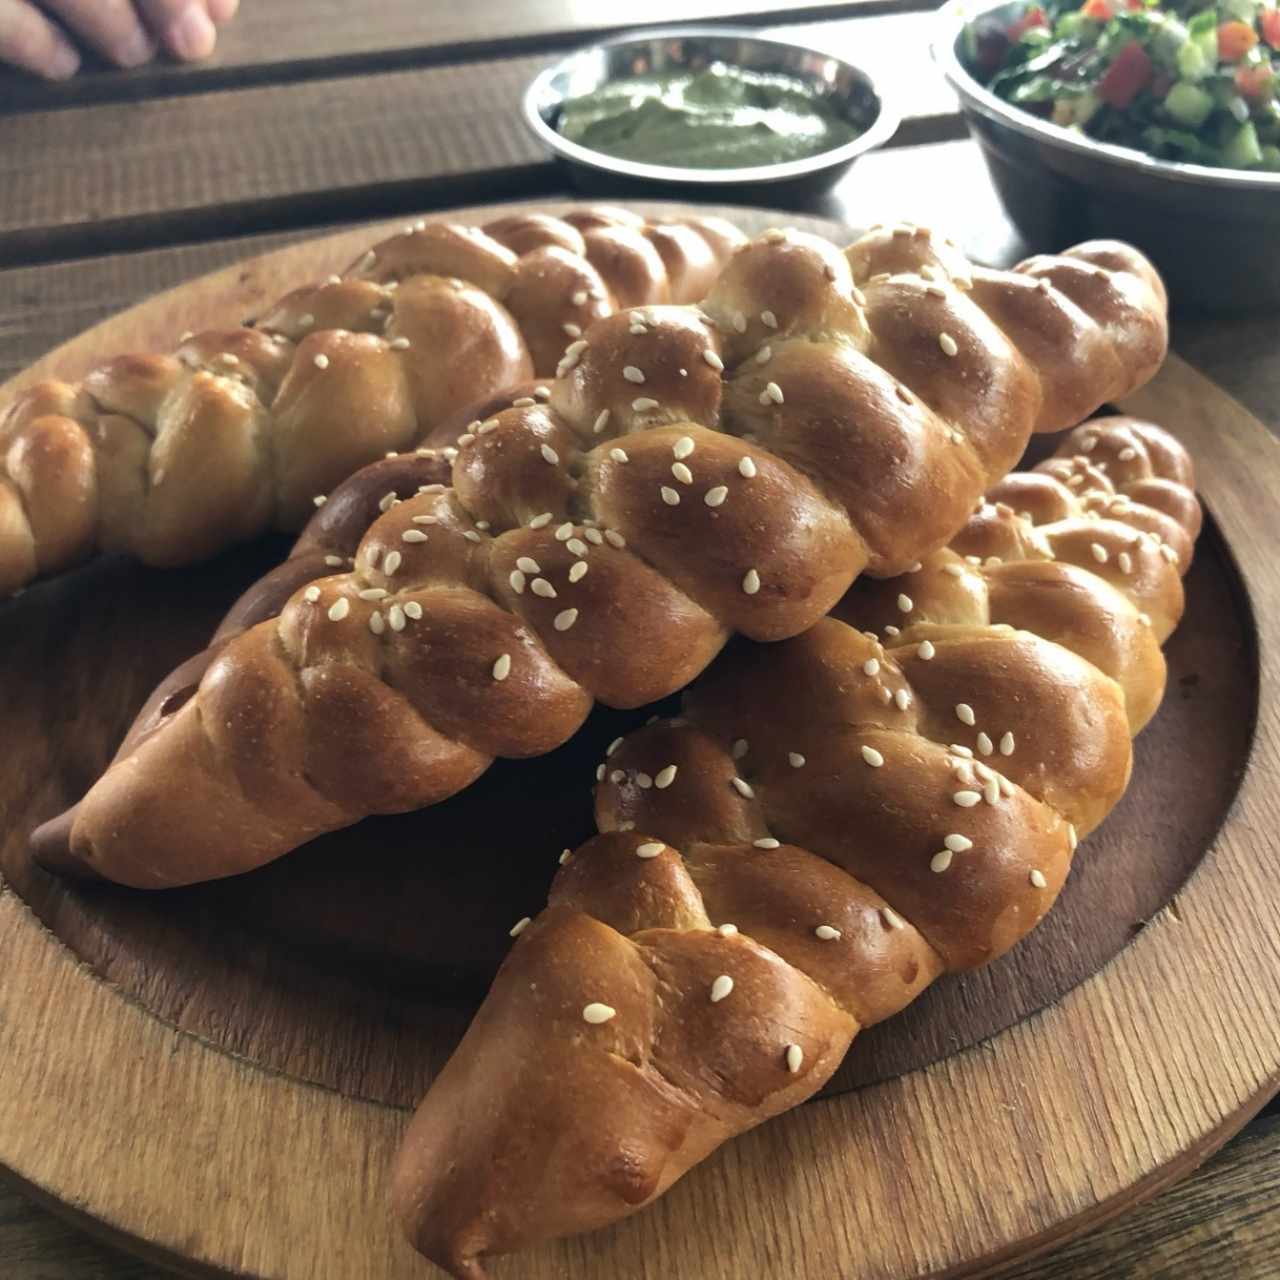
[522, 25, 902, 186]
[934, 0, 1280, 191]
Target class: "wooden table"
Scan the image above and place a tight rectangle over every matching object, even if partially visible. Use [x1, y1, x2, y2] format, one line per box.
[1, 2, 1276, 1276]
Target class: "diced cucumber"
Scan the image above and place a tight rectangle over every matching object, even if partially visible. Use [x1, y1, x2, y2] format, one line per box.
[1222, 119, 1264, 165]
[1164, 80, 1216, 125]
[1260, 144, 1280, 170]
[1188, 8, 1222, 68]
[1153, 15, 1192, 69]
[1176, 38, 1211, 79]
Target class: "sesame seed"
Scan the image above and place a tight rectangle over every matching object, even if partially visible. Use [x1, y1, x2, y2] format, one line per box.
[697, 485, 727, 510]
[1067, 474, 1084, 489]
[535, 385, 551, 400]
[1030, 869, 1048, 889]
[1090, 543, 1108, 564]
[984, 778, 1000, 805]
[492, 653, 512, 681]
[1118, 447, 1137, 462]
[568, 561, 588, 583]
[1118, 552, 1133, 574]
[742, 568, 761, 595]
[388, 604, 406, 632]
[539, 443, 560, 467]
[710, 975, 734, 1002]
[510, 917, 531, 937]
[1081, 435, 1098, 452]
[881, 907, 904, 930]
[383, 550, 403, 574]
[918, 640, 936, 660]
[931, 850, 954, 873]
[954, 790, 982, 807]
[732, 311, 747, 334]
[732, 777, 755, 799]
[864, 658, 881, 676]
[976, 732, 993, 756]
[942, 563, 964, 578]
[786, 1044, 804, 1073]
[951, 743, 974, 758]
[703, 349, 725, 371]
[718, 923, 738, 937]
[894, 689, 911, 711]
[531, 578, 557, 599]
[814, 925, 841, 941]
[389, 337, 411, 351]
[583, 527, 605, 546]
[605, 529, 626, 548]
[610, 770, 625, 784]
[529, 512, 553, 529]
[761, 310, 778, 329]
[636, 842, 664, 860]
[925, 284, 946, 299]
[956, 703, 976, 726]
[555, 522, 574, 541]
[313, 353, 330, 370]
[733, 739, 749, 759]
[944, 834, 973, 853]
[593, 410, 611, 435]
[1068, 824, 1078, 851]
[378, 491, 398, 512]
[511, 397, 536, 409]
[324, 555, 343, 567]
[886, 625, 900, 637]
[755, 346, 772, 365]
[401, 529, 428, 544]
[655, 765, 678, 789]
[313, 494, 327, 508]
[996, 732, 1014, 757]
[463, 530, 482, 543]
[509, 569, 526, 593]
[298, 313, 314, 328]
[939, 333, 959, 357]
[661, 486, 680, 506]
[560, 847, 574, 866]
[632, 397, 659, 411]
[554, 608, 579, 631]
[860, 745, 886, 768]
[897, 594, 913, 613]
[733, 459, 758, 484]
[754, 837, 780, 849]
[515, 556, 540, 575]
[672, 436, 696, 460]
[622, 366, 645, 385]
[562, 323, 582, 338]
[567, 537, 588, 556]
[1160, 544, 1179, 564]
[583, 1003, 616, 1024]
[764, 381, 784, 404]
[789, 752, 806, 768]
[404, 601, 422, 620]
[369, 611, 385, 635]
[606, 737, 624, 757]
[359, 587, 388, 601]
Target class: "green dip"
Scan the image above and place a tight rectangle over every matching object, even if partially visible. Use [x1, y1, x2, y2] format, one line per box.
[557, 63, 865, 169]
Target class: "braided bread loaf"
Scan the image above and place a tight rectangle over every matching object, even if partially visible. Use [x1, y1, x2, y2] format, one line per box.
[0, 207, 745, 596]
[30, 229, 1167, 889]
[390, 425, 1201, 1278]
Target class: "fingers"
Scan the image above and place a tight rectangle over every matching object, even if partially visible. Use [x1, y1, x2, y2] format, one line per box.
[136, 0, 217, 60]
[0, 0, 80, 78]
[205, 0, 239, 23]
[41, 0, 155, 67]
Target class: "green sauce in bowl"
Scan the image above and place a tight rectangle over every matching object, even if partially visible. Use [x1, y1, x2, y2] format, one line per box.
[556, 63, 866, 168]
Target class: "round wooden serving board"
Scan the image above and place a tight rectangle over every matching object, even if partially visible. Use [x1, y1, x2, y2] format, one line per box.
[1, 201, 1278, 1280]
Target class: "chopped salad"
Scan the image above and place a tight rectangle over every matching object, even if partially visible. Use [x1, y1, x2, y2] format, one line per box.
[969, 0, 1280, 170]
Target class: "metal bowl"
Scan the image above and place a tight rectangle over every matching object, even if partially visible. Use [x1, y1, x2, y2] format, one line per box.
[935, 0, 1280, 311]
[522, 26, 900, 202]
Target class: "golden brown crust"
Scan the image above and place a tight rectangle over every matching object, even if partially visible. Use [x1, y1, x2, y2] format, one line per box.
[390, 426, 1200, 1279]
[0, 208, 744, 595]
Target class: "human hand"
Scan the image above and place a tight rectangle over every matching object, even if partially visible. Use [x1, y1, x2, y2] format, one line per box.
[0, 0, 240, 80]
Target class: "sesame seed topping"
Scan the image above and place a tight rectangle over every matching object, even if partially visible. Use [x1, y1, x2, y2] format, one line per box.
[754, 837, 780, 849]
[584, 527, 605, 546]
[666, 462, 692, 487]
[761, 310, 778, 329]
[925, 284, 946, 299]
[785, 1044, 804, 1073]
[593, 410, 611, 435]
[404, 601, 422, 620]
[324, 555, 343, 567]
[510, 917, 531, 937]
[358, 587, 388, 601]
[742, 569, 761, 595]
[738, 457, 759, 480]
[636, 842, 664, 860]
[632, 397, 659, 412]
[1081, 435, 1098, 452]
[509, 570, 526, 593]
[661, 486, 680, 506]
[555, 522, 574, 541]
[369, 611, 385, 635]
[1118, 447, 1137, 462]
[732, 311, 747, 334]
[313, 494, 327, 507]
[567, 537, 588, 556]
[1068, 824, 1078, 851]
[529, 512, 553, 529]
[997, 732, 1014, 757]
[718, 923, 738, 937]
[976, 732, 993, 756]
[539, 443, 560, 467]
[788, 752, 806, 768]
[886, 625, 900, 637]
[897, 594, 913, 613]
[732, 776, 755, 798]
[881, 907, 905, 930]
[302, 586, 322, 605]
[622, 366, 645, 385]
[399, 528, 428, 546]
[956, 703, 976, 726]
[562, 323, 582, 339]
[1118, 552, 1133, 574]
[298, 313, 314, 328]
[531, 578, 557, 599]
[939, 332, 959, 357]
[710, 975, 734, 1003]
[389, 336, 411, 351]
[606, 737, 623, 757]
[583, 1003, 616, 1024]
[864, 658, 881, 676]
[313, 353, 330, 370]
[567, 561, 588, 583]
[388, 604, 407, 632]
[862, 745, 886, 768]
[894, 689, 911, 711]
[605, 529, 626, 549]
[918, 640, 936, 660]
[954, 790, 982, 807]
[951, 743, 973, 757]
[983, 778, 1000, 805]
[673, 436, 695, 460]
[561, 847, 573, 863]
[703, 349, 725, 371]
[554, 608, 579, 631]
[463, 530, 482, 543]
[931, 849, 954, 873]
[814, 925, 841, 941]
[944, 834, 973, 853]
[942, 563, 964, 578]
[764, 381, 784, 404]
[1090, 543, 1108, 564]
[515, 556, 541, 575]
[756, 346, 772, 365]
[383, 550, 403, 574]
[655, 765, 678, 789]
[610, 770, 625, 784]
[1030, 869, 1048, 889]
[1160, 544, 1178, 564]
[491, 653, 513, 681]
[696, 485, 727, 510]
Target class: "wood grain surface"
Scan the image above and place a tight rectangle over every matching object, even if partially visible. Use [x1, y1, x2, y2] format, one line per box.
[1, 205, 1278, 1280]
[0, 12, 957, 265]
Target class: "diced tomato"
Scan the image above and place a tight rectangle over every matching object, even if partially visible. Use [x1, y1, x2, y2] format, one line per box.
[1236, 63, 1276, 97]
[1261, 8, 1280, 48]
[1098, 40, 1154, 107]
[1081, 0, 1114, 20]
[1007, 6, 1049, 39]
[1218, 20, 1259, 60]
[1125, 0, 1145, 10]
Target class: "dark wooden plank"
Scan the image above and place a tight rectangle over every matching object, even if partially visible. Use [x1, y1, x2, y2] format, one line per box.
[0, 12, 958, 266]
[0, 0, 935, 113]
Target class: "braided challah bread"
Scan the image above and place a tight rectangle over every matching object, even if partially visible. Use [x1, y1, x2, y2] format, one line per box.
[390, 426, 1201, 1279]
[31, 230, 1167, 889]
[0, 207, 745, 596]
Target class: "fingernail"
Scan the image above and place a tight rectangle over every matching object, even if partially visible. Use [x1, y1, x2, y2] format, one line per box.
[47, 42, 81, 80]
[208, 0, 240, 22]
[169, 5, 217, 60]
[116, 26, 156, 68]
